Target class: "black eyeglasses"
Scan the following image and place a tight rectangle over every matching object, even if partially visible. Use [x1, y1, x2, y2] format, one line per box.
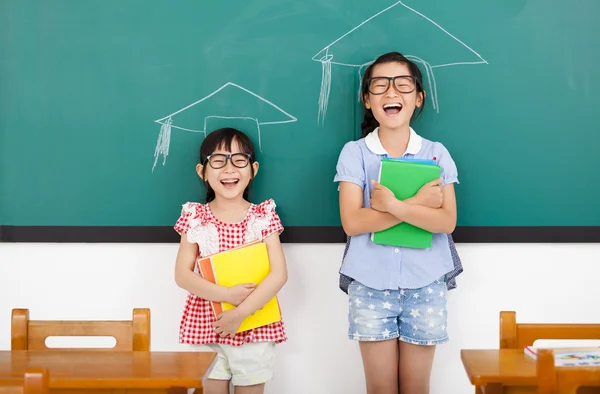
[367, 75, 418, 95]
[204, 153, 252, 169]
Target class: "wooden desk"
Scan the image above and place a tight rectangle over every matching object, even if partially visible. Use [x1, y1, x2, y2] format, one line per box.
[461, 349, 600, 394]
[0, 351, 216, 393]
[461, 349, 536, 394]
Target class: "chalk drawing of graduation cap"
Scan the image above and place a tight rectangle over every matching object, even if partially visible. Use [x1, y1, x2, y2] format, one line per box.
[312, 0, 488, 123]
[152, 82, 297, 171]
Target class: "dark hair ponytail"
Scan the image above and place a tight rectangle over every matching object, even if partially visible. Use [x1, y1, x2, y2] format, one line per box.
[205, 185, 216, 203]
[360, 109, 379, 138]
[359, 52, 426, 139]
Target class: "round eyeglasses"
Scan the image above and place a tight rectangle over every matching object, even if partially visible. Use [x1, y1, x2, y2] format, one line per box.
[204, 153, 252, 169]
[367, 75, 418, 95]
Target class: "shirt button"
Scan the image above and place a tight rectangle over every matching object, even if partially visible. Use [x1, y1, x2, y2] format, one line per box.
[395, 248, 399, 253]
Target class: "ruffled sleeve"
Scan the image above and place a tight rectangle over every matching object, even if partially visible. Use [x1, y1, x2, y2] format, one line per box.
[257, 199, 284, 239]
[244, 199, 284, 243]
[173, 202, 207, 235]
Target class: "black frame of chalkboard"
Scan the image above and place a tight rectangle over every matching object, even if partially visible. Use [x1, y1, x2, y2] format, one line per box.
[0, 226, 599, 243]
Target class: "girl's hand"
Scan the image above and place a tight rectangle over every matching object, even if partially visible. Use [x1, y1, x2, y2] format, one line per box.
[414, 178, 444, 208]
[225, 284, 256, 306]
[213, 309, 246, 338]
[370, 180, 396, 213]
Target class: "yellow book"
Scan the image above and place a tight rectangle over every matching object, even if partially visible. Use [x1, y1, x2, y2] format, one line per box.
[197, 241, 281, 333]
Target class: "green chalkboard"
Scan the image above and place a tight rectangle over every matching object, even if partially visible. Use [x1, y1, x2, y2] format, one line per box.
[1, 0, 599, 243]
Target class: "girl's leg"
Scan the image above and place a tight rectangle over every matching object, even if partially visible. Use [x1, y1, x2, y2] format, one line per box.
[348, 280, 402, 394]
[359, 339, 399, 394]
[397, 276, 449, 394]
[398, 342, 435, 394]
[234, 384, 265, 394]
[203, 379, 230, 394]
[191, 344, 231, 394]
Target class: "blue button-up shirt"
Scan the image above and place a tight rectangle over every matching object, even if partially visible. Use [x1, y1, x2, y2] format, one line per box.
[334, 127, 459, 290]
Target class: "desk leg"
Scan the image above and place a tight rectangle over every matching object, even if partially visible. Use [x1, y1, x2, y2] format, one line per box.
[482, 384, 504, 394]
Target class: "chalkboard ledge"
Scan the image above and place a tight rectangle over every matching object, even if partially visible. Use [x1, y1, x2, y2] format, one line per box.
[1, 226, 599, 243]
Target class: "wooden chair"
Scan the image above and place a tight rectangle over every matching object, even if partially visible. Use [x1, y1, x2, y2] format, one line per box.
[21, 369, 49, 394]
[537, 348, 600, 394]
[11, 308, 150, 351]
[499, 311, 600, 349]
[0, 368, 49, 394]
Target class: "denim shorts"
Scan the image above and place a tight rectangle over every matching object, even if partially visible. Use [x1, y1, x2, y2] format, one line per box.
[347, 277, 449, 345]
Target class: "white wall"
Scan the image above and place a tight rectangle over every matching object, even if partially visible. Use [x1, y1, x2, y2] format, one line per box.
[1, 242, 599, 394]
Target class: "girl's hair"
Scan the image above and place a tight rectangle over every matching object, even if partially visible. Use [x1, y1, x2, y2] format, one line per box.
[360, 52, 426, 138]
[199, 127, 256, 203]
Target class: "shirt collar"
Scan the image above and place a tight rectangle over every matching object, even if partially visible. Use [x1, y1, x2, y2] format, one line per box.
[364, 127, 423, 156]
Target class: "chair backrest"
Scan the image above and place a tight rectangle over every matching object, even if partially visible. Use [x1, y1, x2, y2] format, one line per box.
[11, 308, 150, 351]
[499, 311, 600, 349]
[537, 348, 600, 394]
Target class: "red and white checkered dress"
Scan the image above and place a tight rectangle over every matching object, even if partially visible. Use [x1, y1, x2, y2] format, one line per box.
[174, 198, 287, 346]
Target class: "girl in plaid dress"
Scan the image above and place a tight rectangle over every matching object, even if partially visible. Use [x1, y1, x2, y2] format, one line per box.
[173, 127, 288, 394]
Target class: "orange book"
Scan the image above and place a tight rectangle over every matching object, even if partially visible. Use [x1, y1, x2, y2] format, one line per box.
[197, 241, 281, 332]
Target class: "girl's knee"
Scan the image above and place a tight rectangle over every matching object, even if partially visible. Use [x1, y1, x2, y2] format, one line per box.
[233, 383, 265, 394]
[203, 378, 231, 394]
[399, 381, 430, 394]
[366, 381, 399, 394]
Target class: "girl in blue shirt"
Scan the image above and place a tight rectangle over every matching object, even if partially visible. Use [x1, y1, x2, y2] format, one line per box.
[334, 51, 460, 394]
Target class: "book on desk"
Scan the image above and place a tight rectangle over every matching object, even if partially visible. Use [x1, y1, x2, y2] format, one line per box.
[525, 344, 600, 366]
[197, 241, 281, 333]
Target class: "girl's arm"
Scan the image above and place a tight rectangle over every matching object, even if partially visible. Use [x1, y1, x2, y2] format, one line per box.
[174, 236, 255, 304]
[371, 181, 457, 234]
[234, 232, 287, 318]
[339, 181, 422, 236]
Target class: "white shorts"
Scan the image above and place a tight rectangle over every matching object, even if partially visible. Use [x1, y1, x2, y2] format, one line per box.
[192, 342, 276, 386]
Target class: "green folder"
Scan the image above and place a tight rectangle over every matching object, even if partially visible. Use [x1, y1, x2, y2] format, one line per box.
[371, 158, 441, 249]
